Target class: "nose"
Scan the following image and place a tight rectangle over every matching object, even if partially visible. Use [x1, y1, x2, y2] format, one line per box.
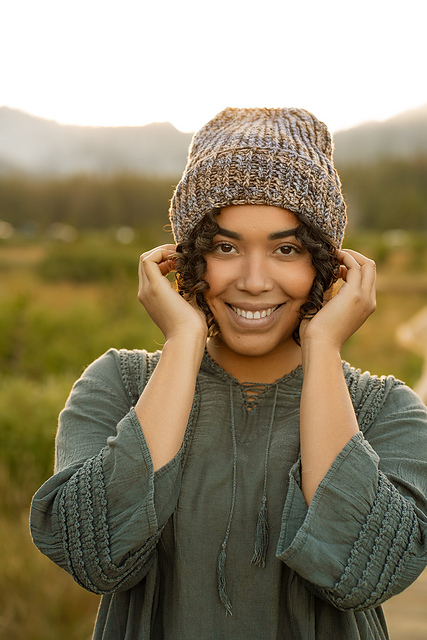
[235, 255, 273, 295]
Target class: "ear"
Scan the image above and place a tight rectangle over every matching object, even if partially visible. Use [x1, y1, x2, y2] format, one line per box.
[323, 279, 344, 304]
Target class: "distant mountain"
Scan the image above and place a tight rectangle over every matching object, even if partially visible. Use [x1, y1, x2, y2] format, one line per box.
[1, 104, 427, 176]
[333, 103, 427, 165]
[0, 107, 193, 177]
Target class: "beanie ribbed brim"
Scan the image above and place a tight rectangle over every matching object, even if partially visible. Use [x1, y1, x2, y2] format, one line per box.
[171, 146, 346, 246]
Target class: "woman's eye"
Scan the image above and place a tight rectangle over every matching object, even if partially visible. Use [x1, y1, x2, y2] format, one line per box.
[214, 243, 236, 254]
[275, 244, 299, 256]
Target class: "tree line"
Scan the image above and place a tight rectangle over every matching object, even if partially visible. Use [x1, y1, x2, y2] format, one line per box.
[339, 156, 427, 232]
[0, 173, 175, 232]
[1, 156, 427, 233]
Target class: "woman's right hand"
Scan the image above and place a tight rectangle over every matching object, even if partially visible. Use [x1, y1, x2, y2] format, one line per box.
[138, 244, 208, 342]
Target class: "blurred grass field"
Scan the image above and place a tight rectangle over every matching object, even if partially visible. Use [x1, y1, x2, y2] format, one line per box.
[1, 230, 426, 639]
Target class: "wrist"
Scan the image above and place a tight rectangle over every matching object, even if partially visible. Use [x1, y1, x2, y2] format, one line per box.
[163, 331, 207, 362]
[301, 336, 342, 371]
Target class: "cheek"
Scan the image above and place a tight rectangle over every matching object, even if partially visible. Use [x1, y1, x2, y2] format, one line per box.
[298, 260, 317, 296]
[300, 273, 316, 297]
[280, 264, 316, 299]
[202, 260, 233, 300]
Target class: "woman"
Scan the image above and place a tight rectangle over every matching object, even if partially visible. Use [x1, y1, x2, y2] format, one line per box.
[31, 108, 427, 639]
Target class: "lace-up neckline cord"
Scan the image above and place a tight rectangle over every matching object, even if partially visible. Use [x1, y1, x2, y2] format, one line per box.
[217, 381, 279, 615]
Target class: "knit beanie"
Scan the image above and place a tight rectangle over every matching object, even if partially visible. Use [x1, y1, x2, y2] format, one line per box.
[169, 107, 347, 247]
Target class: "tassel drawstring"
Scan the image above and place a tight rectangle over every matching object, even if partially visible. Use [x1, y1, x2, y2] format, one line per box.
[217, 383, 238, 615]
[251, 383, 278, 568]
[217, 381, 278, 613]
[217, 541, 233, 615]
[252, 496, 269, 567]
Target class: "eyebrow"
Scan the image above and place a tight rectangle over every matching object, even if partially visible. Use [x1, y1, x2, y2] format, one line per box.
[216, 226, 300, 241]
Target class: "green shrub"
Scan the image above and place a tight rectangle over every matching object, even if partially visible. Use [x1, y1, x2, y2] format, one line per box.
[0, 374, 73, 513]
[38, 240, 138, 282]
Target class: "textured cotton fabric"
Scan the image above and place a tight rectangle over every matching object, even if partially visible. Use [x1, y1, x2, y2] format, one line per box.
[31, 349, 427, 639]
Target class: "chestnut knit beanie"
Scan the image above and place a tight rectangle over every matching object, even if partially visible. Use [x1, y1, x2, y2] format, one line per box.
[169, 107, 347, 247]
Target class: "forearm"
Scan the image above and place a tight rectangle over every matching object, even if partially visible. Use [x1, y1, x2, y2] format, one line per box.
[300, 340, 359, 505]
[278, 433, 426, 610]
[31, 348, 192, 593]
[135, 334, 206, 471]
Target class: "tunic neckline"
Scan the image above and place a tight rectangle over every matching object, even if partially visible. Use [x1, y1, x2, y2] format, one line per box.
[201, 349, 303, 410]
[201, 348, 303, 387]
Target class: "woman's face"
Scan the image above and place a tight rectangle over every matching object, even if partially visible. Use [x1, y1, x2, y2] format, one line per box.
[203, 204, 316, 361]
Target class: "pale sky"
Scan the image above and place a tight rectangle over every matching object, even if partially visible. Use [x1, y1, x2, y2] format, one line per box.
[1, 0, 426, 134]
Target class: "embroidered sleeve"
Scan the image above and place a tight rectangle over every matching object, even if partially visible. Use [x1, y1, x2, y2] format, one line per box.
[30, 349, 193, 594]
[277, 380, 427, 610]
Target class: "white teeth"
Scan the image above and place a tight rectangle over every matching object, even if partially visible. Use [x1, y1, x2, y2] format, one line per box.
[231, 305, 279, 319]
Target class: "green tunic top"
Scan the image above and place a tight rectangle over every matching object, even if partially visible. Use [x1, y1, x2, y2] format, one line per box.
[31, 348, 427, 639]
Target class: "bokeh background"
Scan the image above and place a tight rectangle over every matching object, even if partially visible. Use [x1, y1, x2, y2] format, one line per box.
[1, 1, 427, 638]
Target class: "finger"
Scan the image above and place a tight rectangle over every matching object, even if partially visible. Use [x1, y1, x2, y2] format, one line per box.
[140, 244, 177, 264]
[338, 250, 376, 318]
[348, 250, 377, 295]
[339, 249, 376, 273]
[335, 251, 360, 286]
[139, 245, 177, 278]
[338, 249, 376, 290]
[157, 255, 177, 276]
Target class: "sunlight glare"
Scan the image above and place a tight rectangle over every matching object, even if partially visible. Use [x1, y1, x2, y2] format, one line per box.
[1, 0, 426, 133]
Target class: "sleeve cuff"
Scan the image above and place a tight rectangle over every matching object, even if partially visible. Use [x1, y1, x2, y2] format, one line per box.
[276, 432, 380, 588]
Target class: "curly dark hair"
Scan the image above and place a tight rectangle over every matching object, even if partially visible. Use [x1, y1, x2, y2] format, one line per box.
[175, 208, 340, 344]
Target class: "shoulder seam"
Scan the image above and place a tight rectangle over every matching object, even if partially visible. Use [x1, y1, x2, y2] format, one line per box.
[345, 367, 403, 431]
[119, 349, 145, 405]
[119, 349, 162, 405]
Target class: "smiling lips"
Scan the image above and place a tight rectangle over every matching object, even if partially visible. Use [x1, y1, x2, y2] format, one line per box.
[229, 304, 281, 319]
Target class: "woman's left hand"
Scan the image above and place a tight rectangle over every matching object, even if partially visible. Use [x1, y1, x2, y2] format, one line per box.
[299, 249, 377, 351]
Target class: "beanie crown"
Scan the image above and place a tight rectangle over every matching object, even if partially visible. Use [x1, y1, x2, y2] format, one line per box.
[170, 107, 346, 247]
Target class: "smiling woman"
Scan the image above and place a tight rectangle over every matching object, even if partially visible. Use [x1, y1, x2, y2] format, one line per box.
[202, 205, 317, 379]
[30, 107, 427, 640]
